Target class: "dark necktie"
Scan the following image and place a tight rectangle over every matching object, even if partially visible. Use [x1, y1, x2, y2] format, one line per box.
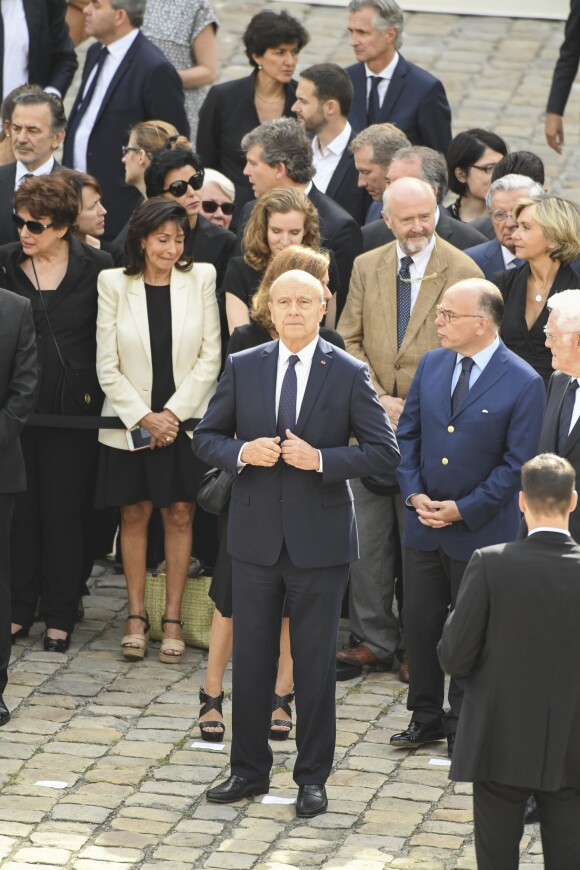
[277, 355, 299, 441]
[367, 76, 381, 125]
[73, 45, 109, 124]
[451, 357, 475, 414]
[557, 379, 578, 453]
[396, 255, 413, 349]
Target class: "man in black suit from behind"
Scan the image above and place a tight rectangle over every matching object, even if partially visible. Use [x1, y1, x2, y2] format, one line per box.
[439, 453, 580, 870]
[362, 146, 487, 253]
[0, 90, 66, 245]
[545, 0, 580, 154]
[0, 290, 37, 726]
[292, 63, 369, 225]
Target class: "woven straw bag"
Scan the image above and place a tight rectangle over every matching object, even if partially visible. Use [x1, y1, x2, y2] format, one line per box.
[144, 570, 214, 649]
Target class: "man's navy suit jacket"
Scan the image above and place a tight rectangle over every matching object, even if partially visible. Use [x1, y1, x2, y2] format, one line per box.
[463, 239, 507, 280]
[192, 336, 399, 569]
[396, 341, 545, 562]
[63, 31, 189, 239]
[346, 57, 452, 155]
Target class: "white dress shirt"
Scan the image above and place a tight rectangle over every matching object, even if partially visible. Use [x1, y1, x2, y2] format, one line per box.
[396, 234, 436, 312]
[501, 245, 520, 269]
[73, 28, 140, 171]
[2, 0, 28, 100]
[450, 334, 500, 395]
[528, 527, 570, 537]
[312, 122, 352, 194]
[364, 53, 400, 109]
[15, 156, 55, 188]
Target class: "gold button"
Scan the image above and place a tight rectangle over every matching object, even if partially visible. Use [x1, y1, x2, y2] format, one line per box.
[442, 457, 448, 465]
[448, 425, 454, 433]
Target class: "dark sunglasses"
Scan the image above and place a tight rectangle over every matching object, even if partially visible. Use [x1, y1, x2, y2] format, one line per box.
[162, 171, 204, 196]
[12, 213, 54, 234]
[202, 199, 235, 216]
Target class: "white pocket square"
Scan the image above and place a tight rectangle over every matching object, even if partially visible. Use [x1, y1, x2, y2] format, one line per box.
[481, 409, 489, 414]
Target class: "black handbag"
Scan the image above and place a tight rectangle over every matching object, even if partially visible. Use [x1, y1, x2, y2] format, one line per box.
[197, 467, 234, 514]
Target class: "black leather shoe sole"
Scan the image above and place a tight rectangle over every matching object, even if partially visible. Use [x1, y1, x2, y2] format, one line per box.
[206, 777, 269, 803]
[390, 727, 445, 748]
[296, 785, 328, 818]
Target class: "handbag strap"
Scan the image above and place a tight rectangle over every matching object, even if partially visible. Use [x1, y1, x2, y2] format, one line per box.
[30, 258, 68, 373]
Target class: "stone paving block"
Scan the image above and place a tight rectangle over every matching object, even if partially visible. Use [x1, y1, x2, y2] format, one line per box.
[153, 846, 205, 863]
[12, 847, 71, 865]
[267, 852, 326, 867]
[110, 740, 174, 759]
[51, 804, 112, 823]
[0, 822, 33, 837]
[74, 862, 134, 870]
[96, 830, 159, 849]
[30, 829, 90, 850]
[110, 817, 174, 837]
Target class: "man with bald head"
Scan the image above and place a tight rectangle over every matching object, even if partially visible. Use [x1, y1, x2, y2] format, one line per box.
[336, 178, 482, 682]
[392, 278, 545, 756]
[193, 270, 399, 817]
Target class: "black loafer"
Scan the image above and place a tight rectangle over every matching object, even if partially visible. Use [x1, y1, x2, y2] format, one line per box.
[296, 784, 328, 818]
[524, 794, 539, 825]
[44, 633, 71, 653]
[447, 732, 455, 759]
[390, 721, 445, 748]
[0, 697, 10, 726]
[336, 660, 363, 681]
[206, 774, 269, 803]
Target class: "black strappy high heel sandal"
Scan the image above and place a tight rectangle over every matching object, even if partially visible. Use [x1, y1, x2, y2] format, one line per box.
[269, 691, 294, 741]
[198, 687, 226, 743]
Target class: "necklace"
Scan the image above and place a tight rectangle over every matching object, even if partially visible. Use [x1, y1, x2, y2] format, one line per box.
[529, 276, 552, 303]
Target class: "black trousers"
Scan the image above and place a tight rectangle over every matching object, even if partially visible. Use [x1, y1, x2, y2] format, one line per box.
[231, 545, 349, 785]
[10, 427, 98, 633]
[0, 494, 15, 696]
[474, 781, 580, 870]
[403, 547, 467, 733]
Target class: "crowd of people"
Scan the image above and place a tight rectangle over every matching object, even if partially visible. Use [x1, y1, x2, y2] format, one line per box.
[2, 0, 580, 865]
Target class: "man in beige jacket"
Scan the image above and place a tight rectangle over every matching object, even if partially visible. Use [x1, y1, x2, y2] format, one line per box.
[337, 177, 482, 681]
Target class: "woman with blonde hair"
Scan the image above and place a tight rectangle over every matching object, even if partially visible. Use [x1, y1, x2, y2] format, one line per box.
[198, 245, 344, 742]
[494, 195, 580, 386]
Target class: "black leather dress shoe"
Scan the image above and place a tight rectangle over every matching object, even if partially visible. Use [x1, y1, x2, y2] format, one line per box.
[447, 732, 455, 759]
[390, 721, 445, 748]
[296, 784, 328, 818]
[336, 659, 363, 681]
[524, 794, 539, 825]
[44, 634, 71, 653]
[206, 775, 269, 803]
[0, 697, 10, 726]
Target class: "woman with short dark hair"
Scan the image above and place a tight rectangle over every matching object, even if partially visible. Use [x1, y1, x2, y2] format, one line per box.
[95, 198, 221, 663]
[446, 129, 508, 223]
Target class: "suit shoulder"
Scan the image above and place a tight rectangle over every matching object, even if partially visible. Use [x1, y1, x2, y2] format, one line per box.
[464, 239, 496, 259]
[355, 240, 394, 268]
[97, 267, 126, 289]
[0, 285, 27, 311]
[500, 343, 544, 384]
[399, 55, 445, 89]
[78, 241, 114, 269]
[436, 236, 483, 274]
[0, 163, 16, 182]
[191, 262, 217, 283]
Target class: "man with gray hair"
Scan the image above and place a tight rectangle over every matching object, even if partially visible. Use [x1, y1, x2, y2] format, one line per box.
[346, 0, 452, 154]
[350, 122, 409, 223]
[63, 0, 189, 238]
[464, 174, 545, 279]
[363, 145, 488, 252]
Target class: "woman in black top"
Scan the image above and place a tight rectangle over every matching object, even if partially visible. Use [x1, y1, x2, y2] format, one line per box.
[0, 175, 113, 651]
[446, 129, 507, 224]
[198, 245, 344, 743]
[493, 195, 580, 387]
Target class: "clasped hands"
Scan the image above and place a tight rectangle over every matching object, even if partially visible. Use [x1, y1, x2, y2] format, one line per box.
[410, 494, 462, 527]
[140, 409, 180, 449]
[241, 430, 320, 471]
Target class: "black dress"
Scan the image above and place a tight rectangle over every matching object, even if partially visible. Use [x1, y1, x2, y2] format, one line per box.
[494, 262, 579, 388]
[95, 284, 207, 508]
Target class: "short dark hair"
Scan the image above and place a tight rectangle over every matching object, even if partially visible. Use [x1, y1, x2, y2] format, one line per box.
[56, 168, 101, 207]
[478, 282, 504, 328]
[241, 119, 314, 185]
[300, 64, 354, 117]
[12, 89, 67, 133]
[447, 128, 508, 196]
[111, 0, 145, 28]
[491, 150, 545, 186]
[243, 10, 309, 68]
[124, 198, 192, 276]
[1, 84, 43, 133]
[521, 454, 576, 516]
[145, 145, 204, 198]
[14, 174, 78, 228]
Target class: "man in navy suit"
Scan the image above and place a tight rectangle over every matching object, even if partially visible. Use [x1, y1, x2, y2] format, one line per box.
[391, 278, 545, 756]
[193, 270, 399, 817]
[545, 0, 580, 153]
[63, 0, 189, 238]
[346, 0, 451, 154]
[464, 174, 544, 279]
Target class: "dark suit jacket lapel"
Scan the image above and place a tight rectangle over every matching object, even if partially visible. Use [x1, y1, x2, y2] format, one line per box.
[294, 339, 333, 436]
[543, 374, 568, 451]
[0, 165, 18, 242]
[349, 64, 368, 131]
[378, 56, 408, 122]
[43, 237, 87, 316]
[325, 132, 354, 199]
[92, 33, 142, 128]
[451, 342, 508, 419]
[260, 341, 278, 435]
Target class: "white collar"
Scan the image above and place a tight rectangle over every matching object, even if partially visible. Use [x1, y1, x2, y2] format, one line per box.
[278, 334, 319, 367]
[364, 53, 399, 82]
[395, 234, 435, 271]
[528, 527, 571, 537]
[314, 122, 351, 158]
[104, 27, 139, 61]
[16, 156, 54, 182]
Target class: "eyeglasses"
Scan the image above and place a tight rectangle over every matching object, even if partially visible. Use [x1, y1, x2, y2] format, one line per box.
[543, 327, 576, 340]
[201, 199, 235, 216]
[491, 209, 515, 223]
[163, 172, 205, 196]
[122, 145, 141, 156]
[12, 213, 54, 234]
[436, 304, 484, 323]
[470, 163, 499, 175]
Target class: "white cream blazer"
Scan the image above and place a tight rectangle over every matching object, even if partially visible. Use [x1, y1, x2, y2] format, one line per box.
[96, 264, 221, 450]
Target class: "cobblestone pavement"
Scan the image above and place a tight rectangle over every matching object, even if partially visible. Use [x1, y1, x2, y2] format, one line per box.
[16, 4, 563, 867]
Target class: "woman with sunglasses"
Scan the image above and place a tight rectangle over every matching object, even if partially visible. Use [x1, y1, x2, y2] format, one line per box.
[0, 175, 113, 651]
[95, 198, 221, 663]
[445, 129, 508, 224]
[200, 169, 236, 231]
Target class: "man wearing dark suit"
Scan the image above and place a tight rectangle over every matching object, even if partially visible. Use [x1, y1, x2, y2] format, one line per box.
[62, 0, 189, 239]
[545, 0, 580, 153]
[0, 90, 65, 246]
[193, 270, 399, 817]
[346, 0, 451, 154]
[0, 0, 77, 100]
[362, 146, 487, 254]
[392, 278, 545, 756]
[292, 63, 369, 225]
[0, 289, 37, 726]
[240, 118, 363, 315]
[438, 453, 580, 870]
[470, 151, 547, 241]
[349, 123, 409, 226]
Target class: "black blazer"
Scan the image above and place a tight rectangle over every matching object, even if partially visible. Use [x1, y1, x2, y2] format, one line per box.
[439, 532, 580, 791]
[547, 0, 580, 115]
[469, 214, 495, 241]
[323, 129, 370, 225]
[539, 371, 580, 541]
[362, 207, 487, 254]
[0, 0, 78, 99]
[196, 72, 298, 216]
[346, 57, 452, 154]
[63, 32, 190, 239]
[0, 289, 37, 493]
[0, 160, 62, 247]
[185, 215, 236, 292]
